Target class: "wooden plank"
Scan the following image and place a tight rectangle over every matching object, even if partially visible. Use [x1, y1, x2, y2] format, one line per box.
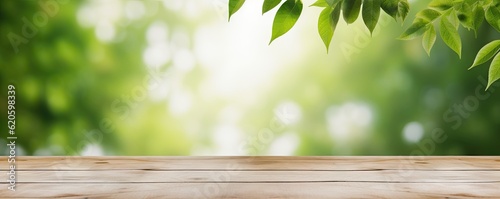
[2, 182, 500, 198]
[1, 156, 499, 198]
[10, 170, 500, 183]
[1, 156, 499, 171]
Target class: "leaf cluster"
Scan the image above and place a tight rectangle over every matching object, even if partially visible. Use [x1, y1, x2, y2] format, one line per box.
[400, 0, 500, 90]
[228, 0, 500, 89]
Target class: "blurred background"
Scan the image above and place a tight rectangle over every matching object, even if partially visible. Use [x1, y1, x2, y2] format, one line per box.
[1, 0, 499, 156]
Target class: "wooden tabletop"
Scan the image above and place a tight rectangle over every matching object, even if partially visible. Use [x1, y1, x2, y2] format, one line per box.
[1, 156, 499, 198]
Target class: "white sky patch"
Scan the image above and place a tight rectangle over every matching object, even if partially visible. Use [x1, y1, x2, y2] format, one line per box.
[125, 1, 145, 20]
[143, 21, 171, 67]
[146, 21, 169, 44]
[95, 20, 115, 42]
[268, 133, 299, 155]
[76, 5, 96, 28]
[147, 66, 172, 101]
[168, 88, 192, 115]
[274, 101, 302, 125]
[219, 105, 243, 124]
[326, 102, 374, 142]
[148, 78, 170, 101]
[162, 0, 184, 12]
[94, 0, 122, 23]
[173, 48, 195, 72]
[171, 29, 191, 51]
[403, 122, 424, 143]
[194, 0, 303, 101]
[81, 144, 104, 156]
[143, 43, 171, 67]
[183, 0, 203, 19]
[77, 0, 123, 42]
[213, 124, 245, 155]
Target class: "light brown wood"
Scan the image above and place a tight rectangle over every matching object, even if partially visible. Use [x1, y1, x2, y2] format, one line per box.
[1, 156, 499, 198]
[10, 170, 500, 183]
[2, 156, 500, 170]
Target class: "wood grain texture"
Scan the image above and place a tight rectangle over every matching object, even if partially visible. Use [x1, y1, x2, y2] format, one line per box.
[1, 156, 499, 198]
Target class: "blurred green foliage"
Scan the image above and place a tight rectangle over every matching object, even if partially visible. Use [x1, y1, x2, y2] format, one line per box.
[0, 0, 499, 156]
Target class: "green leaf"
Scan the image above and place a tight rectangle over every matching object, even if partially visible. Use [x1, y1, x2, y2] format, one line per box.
[332, 3, 341, 25]
[381, 0, 398, 20]
[472, 3, 485, 36]
[439, 16, 462, 58]
[399, 18, 429, 40]
[464, 0, 477, 4]
[270, 0, 303, 44]
[397, 0, 410, 22]
[416, 8, 442, 22]
[342, 0, 362, 24]
[326, 0, 338, 6]
[447, 9, 460, 29]
[487, 52, 500, 90]
[310, 0, 329, 7]
[263, 0, 282, 14]
[485, 6, 500, 32]
[429, 0, 453, 11]
[318, 4, 341, 51]
[228, 0, 246, 21]
[422, 25, 437, 56]
[455, 2, 473, 30]
[362, 0, 382, 34]
[381, 0, 408, 22]
[470, 40, 500, 69]
[318, 7, 334, 51]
